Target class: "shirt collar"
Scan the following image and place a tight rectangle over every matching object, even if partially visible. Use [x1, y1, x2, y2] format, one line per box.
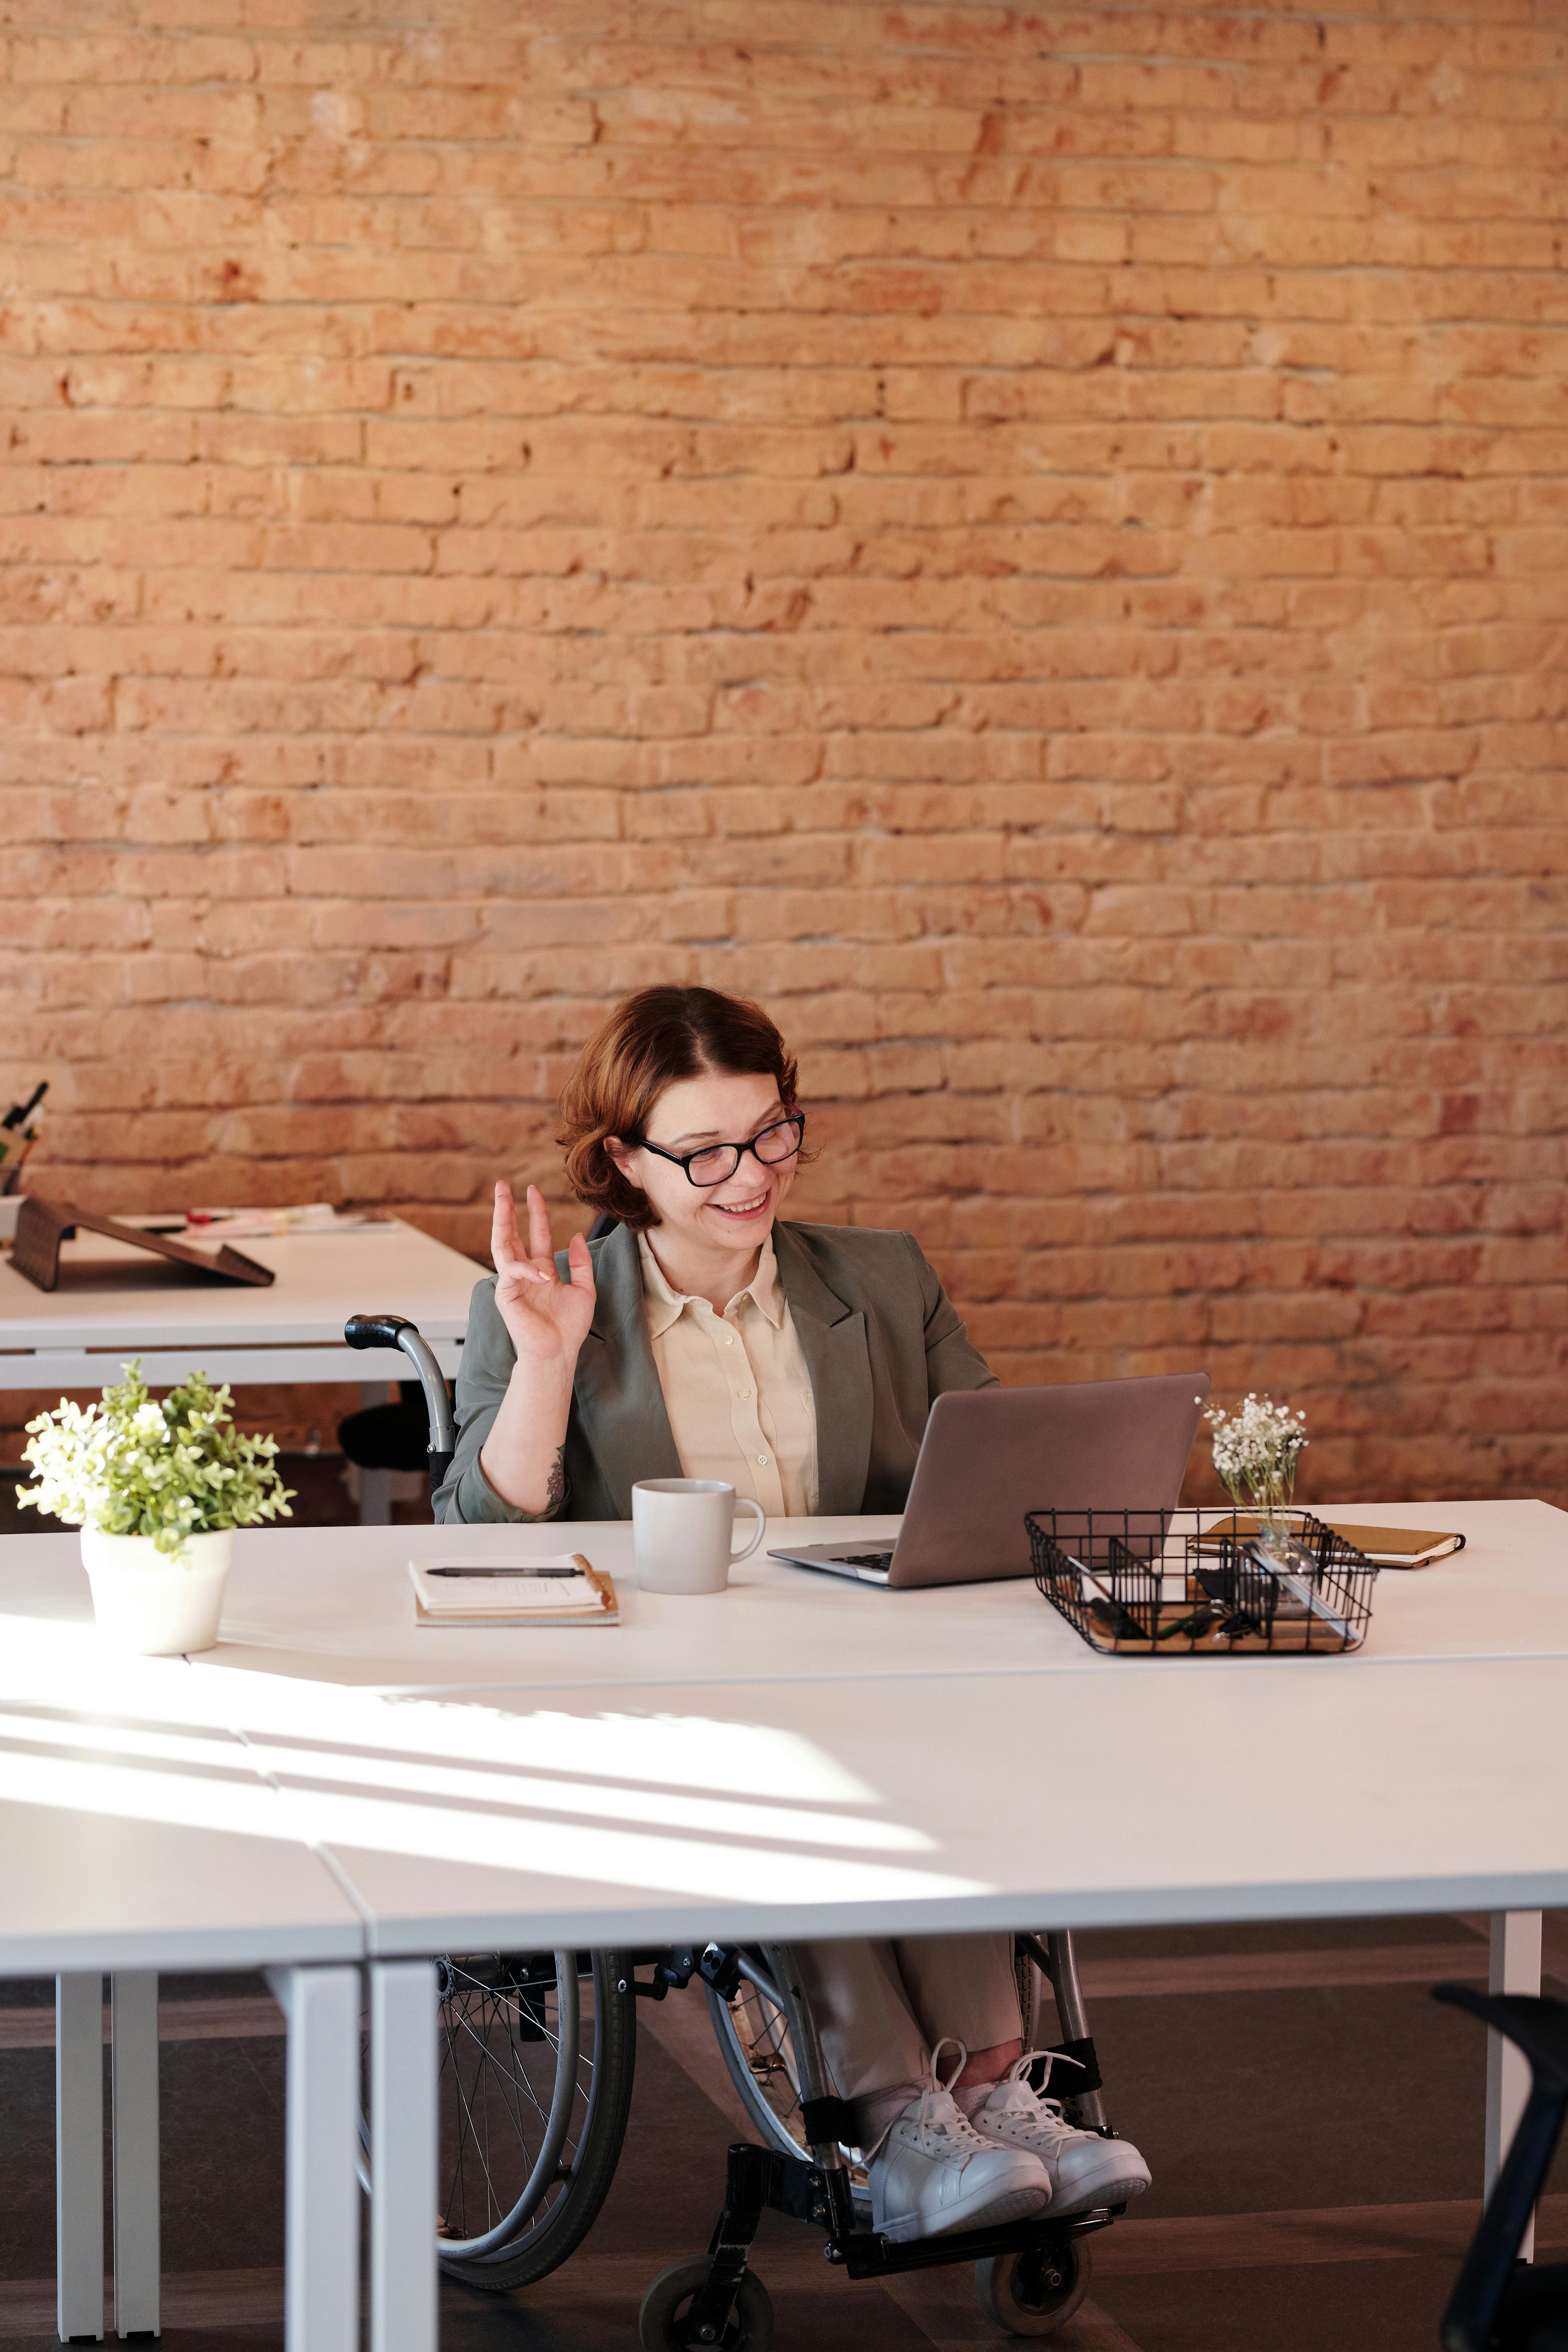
[637, 1230, 786, 1336]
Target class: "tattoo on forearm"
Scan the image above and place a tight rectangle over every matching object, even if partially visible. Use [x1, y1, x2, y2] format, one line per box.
[544, 1446, 566, 1513]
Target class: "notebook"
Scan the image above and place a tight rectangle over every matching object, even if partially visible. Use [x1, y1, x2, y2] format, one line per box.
[1204, 1516, 1465, 1570]
[408, 1553, 619, 1627]
[1320, 1522, 1465, 1569]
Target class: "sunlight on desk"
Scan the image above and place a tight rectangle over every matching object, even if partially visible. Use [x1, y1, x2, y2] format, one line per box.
[0, 1681, 987, 1907]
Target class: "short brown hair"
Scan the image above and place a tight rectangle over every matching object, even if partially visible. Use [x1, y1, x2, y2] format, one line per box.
[558, 986, 801, 1230]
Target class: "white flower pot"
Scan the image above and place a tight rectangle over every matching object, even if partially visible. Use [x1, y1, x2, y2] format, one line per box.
[80, 1526, 234, 1656]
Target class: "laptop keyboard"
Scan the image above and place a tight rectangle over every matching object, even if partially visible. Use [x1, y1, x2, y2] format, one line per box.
[838, 1551, 894, 1572]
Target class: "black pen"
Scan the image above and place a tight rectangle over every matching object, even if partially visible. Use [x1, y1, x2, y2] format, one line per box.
[424, 1565, 578, 1579]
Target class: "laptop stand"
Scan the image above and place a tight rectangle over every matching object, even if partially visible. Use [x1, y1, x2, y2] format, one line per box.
[10, 1197, 275, 1293]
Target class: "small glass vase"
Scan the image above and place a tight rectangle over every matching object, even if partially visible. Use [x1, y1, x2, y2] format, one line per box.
[1245, 1500, 1315, 1616]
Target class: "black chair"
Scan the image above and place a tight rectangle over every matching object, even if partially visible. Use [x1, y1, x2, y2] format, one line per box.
[1435, 1984, 1568, 2350]
[337, 1378, 445, 1475]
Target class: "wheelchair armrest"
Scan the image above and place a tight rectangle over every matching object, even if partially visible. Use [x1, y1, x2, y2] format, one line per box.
[345, 1314, 457, 1486]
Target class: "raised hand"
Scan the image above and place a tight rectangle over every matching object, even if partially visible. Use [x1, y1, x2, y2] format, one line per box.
[489, 1181, 597, 1372]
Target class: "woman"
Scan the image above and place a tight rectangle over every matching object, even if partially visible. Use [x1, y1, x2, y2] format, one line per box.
[437, 985, 1150, 2242]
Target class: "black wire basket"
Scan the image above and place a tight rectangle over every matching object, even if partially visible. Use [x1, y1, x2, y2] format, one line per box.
[1026, 1508, 1380, 1657]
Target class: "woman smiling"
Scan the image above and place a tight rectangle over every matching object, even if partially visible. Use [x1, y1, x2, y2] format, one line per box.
[435, 985, 1151, 2243]
[437, 985, 998, 1531]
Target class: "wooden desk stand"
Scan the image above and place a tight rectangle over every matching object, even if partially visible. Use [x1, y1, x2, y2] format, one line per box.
[11, 1197, 275, 1292]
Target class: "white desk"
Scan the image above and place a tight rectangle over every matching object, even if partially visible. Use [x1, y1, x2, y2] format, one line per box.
[0, 1216, 474, 1391]
[56, 1494, 1561, 1693]
[3, 1502, 1563, 2348]
[228, 1655, 1568, 1951]
[0, 1620, 364, 2346]
[204, 1641, 1568, 2330]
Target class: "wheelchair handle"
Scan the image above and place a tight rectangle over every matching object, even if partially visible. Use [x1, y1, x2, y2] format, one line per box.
[344, 1314, 457, 1489]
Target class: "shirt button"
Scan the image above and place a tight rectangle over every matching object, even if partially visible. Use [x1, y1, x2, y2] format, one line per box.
[724, 1335, 734, 1346]
[757, 1453, 768, 1465]
[740, 1387, 752, 1399]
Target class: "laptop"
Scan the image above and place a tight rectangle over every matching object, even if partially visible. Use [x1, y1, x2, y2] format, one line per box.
[769, 1372, 1211, 1588]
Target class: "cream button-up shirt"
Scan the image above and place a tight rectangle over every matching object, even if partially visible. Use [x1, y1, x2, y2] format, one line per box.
[637, 1231, 820, 1519]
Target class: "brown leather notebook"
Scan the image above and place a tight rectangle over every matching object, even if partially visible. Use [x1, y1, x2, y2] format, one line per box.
[1320, 1522, 1465, 1569]
[1203, 1513, 1464, 1569]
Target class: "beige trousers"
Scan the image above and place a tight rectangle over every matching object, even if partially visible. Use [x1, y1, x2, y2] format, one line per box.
[794, 1933, 1022, 2141]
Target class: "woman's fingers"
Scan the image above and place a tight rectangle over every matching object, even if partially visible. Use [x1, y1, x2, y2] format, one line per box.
[491, 1179, 522, 1270]
[493, 1182, 554, 1290]
[525, 1183, 556, 1269]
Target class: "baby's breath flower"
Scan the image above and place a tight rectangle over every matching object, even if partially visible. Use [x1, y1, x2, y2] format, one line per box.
[19, 1361, 293, 1557]
[1205, 1392, 1308, 1522]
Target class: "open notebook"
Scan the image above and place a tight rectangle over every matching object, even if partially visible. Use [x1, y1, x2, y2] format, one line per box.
[408, 1554, 619, 1627]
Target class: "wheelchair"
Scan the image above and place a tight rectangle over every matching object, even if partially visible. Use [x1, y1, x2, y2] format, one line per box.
[345, 1312, 1136, 2346]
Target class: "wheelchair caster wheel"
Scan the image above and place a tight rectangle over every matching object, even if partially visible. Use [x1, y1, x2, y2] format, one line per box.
[639, 2258, 774, 2352]
[976, 2240, 1090, 2336]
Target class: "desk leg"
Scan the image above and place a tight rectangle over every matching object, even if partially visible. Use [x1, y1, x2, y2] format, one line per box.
[110, 1974, 159, 2339]
[369, 1962, 437, 2352]
[1486, 1909, 1543, 2262]
[265, 1967, 360, 2352]
[56, 1974, 104, 2343]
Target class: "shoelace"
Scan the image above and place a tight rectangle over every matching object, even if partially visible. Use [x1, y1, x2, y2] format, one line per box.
[867, 2036, 991, 2166]
[987, 2046, 1087, 2135]
[908, 2037, 991, 2160]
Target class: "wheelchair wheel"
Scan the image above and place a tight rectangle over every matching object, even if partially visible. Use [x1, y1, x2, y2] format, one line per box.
[975, 2240, 1091, 2336]
[639, 2258, 774, 2352]
[364, 1949, 636, 2291]
[705, 1960, 871, 2216]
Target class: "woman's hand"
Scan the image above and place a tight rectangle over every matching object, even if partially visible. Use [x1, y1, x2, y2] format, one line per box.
[490, 1181, 597, 1371]
[478, 1183, 596, 1514]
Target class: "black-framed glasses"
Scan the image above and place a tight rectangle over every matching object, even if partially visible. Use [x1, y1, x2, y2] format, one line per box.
[634, 1112, 805, 1190]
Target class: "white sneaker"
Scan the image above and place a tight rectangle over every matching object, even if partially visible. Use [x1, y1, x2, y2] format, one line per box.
[869, 2041, 1051, 2244]
[968, 2051, 1151, 2217]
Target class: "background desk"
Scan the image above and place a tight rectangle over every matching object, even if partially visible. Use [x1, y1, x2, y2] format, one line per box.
[0, 1214, 475, 1392]
[0, 1214, 478, 1524]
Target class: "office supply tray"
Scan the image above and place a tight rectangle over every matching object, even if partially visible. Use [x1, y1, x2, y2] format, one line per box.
[1026, 1508, 1380, 1657]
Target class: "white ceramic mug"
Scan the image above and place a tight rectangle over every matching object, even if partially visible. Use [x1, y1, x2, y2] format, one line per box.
[632, 1479, 766, 1595]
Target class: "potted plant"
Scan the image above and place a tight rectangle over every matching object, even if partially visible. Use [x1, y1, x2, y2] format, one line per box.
[18, 1360, 294, 1654]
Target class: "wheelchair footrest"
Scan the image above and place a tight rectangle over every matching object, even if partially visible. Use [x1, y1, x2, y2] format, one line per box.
[832, 2209, 1113, 2281]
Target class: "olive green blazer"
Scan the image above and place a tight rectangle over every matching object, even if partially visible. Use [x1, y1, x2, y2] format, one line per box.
[433, 1218, 996, 1525]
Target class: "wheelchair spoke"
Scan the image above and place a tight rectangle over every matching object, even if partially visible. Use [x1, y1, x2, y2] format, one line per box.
[441, 2009, 489, 2235]
[444, 1986, 534, 2234]
[429, 1959, 600, 2249]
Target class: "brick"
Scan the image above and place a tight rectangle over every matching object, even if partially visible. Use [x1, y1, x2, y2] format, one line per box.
[0, 0, 1561, 1498]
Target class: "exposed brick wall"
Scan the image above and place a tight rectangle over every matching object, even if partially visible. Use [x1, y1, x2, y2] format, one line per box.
[1, 2, 1565, 1498]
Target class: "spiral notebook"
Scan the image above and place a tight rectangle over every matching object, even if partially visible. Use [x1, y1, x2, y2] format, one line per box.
[408, 1553, 619, 1627]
